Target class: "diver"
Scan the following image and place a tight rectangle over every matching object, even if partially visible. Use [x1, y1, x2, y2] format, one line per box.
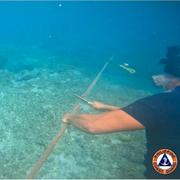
[63, 46, 180, 179]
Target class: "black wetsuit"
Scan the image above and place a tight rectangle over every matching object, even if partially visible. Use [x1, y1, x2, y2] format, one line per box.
[122, 86, 180, 179]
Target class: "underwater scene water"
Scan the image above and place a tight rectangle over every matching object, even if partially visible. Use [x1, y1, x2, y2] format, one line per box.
[0, 1, 180, 179]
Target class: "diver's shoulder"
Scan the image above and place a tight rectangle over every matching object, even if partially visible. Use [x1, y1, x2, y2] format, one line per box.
[143, 90, 180, 101]
[138, 91, 174, 101]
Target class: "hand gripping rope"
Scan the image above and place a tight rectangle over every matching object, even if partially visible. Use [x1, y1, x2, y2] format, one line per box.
[26, 61, 109, 179]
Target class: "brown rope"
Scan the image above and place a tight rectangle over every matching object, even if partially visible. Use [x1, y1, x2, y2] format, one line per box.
[26, 62, 109, 179]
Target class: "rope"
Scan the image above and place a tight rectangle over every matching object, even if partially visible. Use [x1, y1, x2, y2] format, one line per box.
[26, 61, 109, 179]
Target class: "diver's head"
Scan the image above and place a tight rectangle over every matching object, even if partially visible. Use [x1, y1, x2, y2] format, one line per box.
[152, 46, 180, 90]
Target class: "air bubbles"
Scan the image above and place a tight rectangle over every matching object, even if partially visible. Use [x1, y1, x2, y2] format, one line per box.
[58, 3, 62, 8]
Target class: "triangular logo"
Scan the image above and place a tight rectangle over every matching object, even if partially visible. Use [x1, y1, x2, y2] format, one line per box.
[158, 153, 172, 166]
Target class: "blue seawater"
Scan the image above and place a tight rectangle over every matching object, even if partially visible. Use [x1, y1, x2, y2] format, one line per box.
[0, 1, 180, 179]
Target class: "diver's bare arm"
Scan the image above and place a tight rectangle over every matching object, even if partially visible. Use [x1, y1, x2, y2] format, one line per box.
[63, 110, 144, 134]
[91, 101, 120, 111]
[99, 104, 120, 110]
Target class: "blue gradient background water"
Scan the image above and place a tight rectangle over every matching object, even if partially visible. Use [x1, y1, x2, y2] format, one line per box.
[1, 1, 180, 77]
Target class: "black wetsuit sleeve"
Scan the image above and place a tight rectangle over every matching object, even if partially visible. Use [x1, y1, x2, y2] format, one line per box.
[122, 94, 164, 129]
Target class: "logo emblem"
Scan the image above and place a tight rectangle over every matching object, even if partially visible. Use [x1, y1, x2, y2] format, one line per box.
[152, 149, 178, 175]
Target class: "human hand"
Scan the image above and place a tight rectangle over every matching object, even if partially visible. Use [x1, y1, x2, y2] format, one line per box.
[62, 113, 71, 123]
[90, 101, 106, 110]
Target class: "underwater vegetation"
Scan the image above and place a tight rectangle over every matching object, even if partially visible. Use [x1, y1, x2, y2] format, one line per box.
[0, 49, 151, 178]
